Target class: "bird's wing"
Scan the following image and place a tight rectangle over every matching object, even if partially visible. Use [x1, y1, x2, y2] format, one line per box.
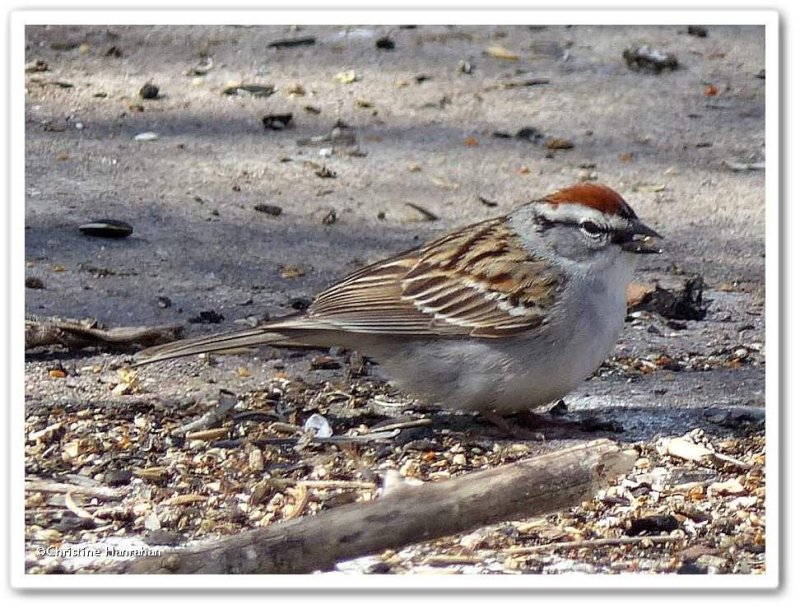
[305, 217, 565, 338]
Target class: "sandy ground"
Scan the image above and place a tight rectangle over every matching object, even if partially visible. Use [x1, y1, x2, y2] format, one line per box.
[23, 24, 767, 576]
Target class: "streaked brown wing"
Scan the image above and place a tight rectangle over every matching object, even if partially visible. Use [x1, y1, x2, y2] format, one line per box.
[306, 217, 564, 338]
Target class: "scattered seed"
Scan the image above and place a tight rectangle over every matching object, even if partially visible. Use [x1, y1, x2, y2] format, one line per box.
[254, 204, 283, 216]
[724, 160, 765, 172]
[188, 310, 224, 324]
[78, 219, 134, 239]
[186, 56, 214, 75]
[322, 209, 337, 225]
[185, 428, 229, 442]
[268, 37, 316, 49]
[545, 137, 574, 150]
[315, 166, 337, 179]
[623, 45, 679, 73]
[285, 83, 306, 96]
[262, 113, 293, 130]
[687, 26, 708, 37]
[222, 84, 275, 97]
[51, 41, 80, 51]
[404, 202, 439, 221]
[502, 78, 550, 88]
[310, 355, 341, 370]
[333, 70, 359, 84]
[25, 59, 49, 73]
[516, 127, 545, 142]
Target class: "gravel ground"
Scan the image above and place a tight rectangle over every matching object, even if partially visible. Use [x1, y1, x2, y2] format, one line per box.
[23, 24, 767, 577]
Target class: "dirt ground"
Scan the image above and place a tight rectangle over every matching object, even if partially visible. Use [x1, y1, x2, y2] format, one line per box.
[23, 24, 767, 577]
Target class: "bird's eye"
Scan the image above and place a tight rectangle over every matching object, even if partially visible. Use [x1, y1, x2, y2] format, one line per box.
[580, 221, 603, 236]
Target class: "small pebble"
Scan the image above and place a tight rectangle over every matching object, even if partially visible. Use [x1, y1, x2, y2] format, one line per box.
[304, 413, 333, 438]
[375, 36, 395, 50]
[139, 83, 159, 99]
[134, 132, 159, 141]
[708, 479, 746, 496]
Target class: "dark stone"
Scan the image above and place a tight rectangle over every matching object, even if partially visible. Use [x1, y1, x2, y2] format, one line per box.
[626, 514, 680, 536]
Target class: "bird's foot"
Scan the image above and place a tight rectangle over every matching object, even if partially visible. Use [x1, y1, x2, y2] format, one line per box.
[480, 410, 546, 441]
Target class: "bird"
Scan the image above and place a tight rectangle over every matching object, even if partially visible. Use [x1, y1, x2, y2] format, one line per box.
[137, 183, 662, 421]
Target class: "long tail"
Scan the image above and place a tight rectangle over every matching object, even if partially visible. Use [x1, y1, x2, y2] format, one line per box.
[134, 325, 299, 366]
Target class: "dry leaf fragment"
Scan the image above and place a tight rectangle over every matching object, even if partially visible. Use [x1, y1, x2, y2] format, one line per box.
[162, 494, 208, 506]
[134, 466, 168, 481]
[285, 83, 306, 96]
[708, 479, 746, 496]
[333, 70, 359, 84]
[485, 45, 519, 60]
[65, 491, 98, 522]
[545, 137, 574, 150]
[626, 283, 655, 309]
[430, 177, 459, 191]
[280, 265, 305, 279]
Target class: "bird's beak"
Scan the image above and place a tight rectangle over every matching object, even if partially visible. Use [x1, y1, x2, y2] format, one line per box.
[619, 220, 663, 254]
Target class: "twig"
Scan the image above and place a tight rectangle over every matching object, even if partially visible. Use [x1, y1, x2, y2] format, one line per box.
[25, 315, 183, 350]
[268, 478, 377, 490]
[172, 394, 239, 436]
[25, 480, 123, 501]
[503, 534, 677, 555]
[369, 418, 432, 433]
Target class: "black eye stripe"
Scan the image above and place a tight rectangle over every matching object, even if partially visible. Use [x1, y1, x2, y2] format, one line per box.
[580, 220, 604, 235]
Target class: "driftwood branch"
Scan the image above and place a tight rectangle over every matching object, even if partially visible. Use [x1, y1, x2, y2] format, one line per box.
[25, 315, 183, 350]
[101, 439, 635, 574]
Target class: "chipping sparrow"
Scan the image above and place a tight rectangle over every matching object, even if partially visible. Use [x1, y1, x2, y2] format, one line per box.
[138, 183, 662, 415]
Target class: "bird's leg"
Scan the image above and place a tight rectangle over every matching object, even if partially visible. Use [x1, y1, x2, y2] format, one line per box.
[480, 410, 545, 441]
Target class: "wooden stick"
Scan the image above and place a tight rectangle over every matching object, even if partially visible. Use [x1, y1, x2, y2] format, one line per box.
[101, 439, 634, 574]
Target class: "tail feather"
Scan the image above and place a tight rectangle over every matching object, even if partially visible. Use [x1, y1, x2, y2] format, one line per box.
[134, 327, 292, 366]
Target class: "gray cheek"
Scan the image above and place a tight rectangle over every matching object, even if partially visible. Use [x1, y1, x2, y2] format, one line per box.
[546, 226, 600, 262]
